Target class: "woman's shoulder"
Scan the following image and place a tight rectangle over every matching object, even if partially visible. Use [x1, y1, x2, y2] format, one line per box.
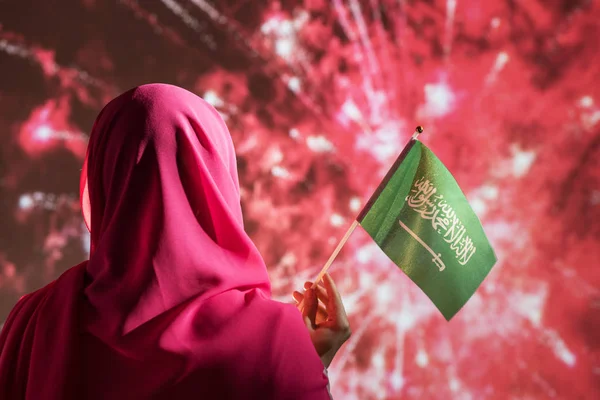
[1, 262, 87, 335]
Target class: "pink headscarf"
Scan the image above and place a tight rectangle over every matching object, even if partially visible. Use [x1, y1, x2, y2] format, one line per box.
[0, 84, 330, 399]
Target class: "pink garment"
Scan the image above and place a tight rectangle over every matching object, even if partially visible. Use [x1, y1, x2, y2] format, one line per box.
[0, 84, 331, 399]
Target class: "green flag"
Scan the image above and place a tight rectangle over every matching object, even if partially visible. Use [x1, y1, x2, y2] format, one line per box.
[358, 139, 497, 320]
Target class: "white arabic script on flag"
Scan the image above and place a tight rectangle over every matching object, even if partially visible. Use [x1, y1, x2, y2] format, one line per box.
[405, 177, 477, 266]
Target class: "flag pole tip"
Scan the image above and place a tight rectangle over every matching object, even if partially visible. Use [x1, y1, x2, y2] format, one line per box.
[416, 125, 424, 134]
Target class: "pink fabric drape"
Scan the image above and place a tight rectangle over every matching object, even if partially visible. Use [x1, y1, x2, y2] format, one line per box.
[0, 84, 330, 399]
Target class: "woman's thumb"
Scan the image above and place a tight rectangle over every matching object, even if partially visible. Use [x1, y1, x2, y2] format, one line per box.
[302, 288, 318, 329]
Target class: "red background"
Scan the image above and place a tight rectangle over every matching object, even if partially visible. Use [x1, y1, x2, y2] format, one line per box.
[0, 0, 599, 398]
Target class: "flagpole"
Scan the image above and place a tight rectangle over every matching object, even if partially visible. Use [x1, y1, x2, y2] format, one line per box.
[297, 126, 424, 311]
[355, 125, 423, 222]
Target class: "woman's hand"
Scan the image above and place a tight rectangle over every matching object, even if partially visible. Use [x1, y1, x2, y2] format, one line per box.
[292, 273, 351, 368]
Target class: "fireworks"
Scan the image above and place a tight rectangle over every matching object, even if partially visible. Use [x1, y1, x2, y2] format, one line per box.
[1, 1, 599, 399]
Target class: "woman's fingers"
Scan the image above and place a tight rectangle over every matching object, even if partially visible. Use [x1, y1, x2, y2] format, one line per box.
[303, 281, 329, 304]
[293, 291, 327, 313]
[301, 288, 318, 329]
[322, 273, 350, 333]
[293, 291, 328, 322]
[292, 291, 303, 303]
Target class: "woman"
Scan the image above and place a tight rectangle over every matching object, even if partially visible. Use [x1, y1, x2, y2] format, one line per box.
[0, 84, 351, 399]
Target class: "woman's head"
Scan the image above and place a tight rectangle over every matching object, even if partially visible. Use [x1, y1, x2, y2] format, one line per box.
[81, 84, 240, 239]
[81, 84, 270, 336]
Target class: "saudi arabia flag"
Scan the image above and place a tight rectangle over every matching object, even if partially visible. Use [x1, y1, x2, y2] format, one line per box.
[358, 137, 497, 320]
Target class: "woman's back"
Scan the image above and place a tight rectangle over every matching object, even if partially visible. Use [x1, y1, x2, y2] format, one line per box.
[80, 290, 330, 400]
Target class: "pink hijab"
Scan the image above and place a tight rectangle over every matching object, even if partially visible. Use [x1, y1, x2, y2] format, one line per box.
[0, 84, 330, 399]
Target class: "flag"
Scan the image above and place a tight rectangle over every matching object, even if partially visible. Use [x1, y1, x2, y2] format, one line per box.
[357, 138, 497, 320]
